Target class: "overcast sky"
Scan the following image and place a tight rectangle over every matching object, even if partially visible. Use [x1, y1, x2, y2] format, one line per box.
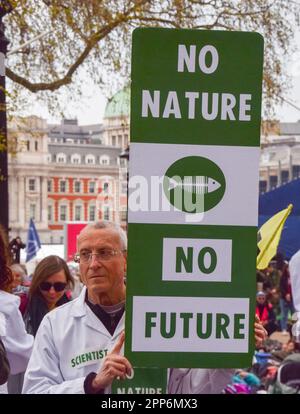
[273, 28, 300, 123]
[61, 46, 300, 126]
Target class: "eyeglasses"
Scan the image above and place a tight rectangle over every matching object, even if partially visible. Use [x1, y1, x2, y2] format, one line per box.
[40, 282, 67, 292]
[74, 248, 126, 263]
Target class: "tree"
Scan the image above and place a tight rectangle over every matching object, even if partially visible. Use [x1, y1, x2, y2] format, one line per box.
[3, 0, 300, 116]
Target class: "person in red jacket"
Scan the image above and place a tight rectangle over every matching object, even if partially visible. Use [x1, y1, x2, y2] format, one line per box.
[255, 291, 278, 336]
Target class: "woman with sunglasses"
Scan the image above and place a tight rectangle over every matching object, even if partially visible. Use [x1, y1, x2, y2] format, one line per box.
[24, 255, 74, 336]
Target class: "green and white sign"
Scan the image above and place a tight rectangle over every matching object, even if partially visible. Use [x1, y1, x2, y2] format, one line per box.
[126, 28, 264, 368]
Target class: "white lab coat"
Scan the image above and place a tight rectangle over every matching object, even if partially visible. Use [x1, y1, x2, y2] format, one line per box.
[168, 367, 234, 394]
[0, 290, 33, 377]
[22, 287, 124, 394]
[22, 287, 234, 394]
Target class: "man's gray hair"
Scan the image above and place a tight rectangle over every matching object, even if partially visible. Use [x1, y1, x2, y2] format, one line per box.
[81, 221, 127, 250]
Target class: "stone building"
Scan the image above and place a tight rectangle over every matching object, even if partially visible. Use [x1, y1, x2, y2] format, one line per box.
[259, 120, 300, 193]
[8, 116, 50, 242]
[8, 84, 300, 245]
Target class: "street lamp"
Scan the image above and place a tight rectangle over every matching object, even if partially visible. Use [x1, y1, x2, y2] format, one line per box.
[0, 1, 14, 232]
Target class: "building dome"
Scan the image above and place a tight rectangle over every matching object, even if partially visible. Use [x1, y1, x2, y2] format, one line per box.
[104, 86, 130, 118]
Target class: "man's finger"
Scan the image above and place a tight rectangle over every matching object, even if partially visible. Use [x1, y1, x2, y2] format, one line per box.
[110, 331, 125, 355]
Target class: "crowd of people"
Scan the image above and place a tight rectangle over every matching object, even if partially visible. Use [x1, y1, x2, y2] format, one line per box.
[0, 221, 299, 394]
[255, 254, 296, 337]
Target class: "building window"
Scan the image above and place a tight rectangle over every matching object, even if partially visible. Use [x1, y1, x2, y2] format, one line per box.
[103, 182, 109, 194]
[121, 182, 127, 194]
[57, 153, 66, 163]
[89, 205, 96, 221]
[29, 179, 36, 191]
[60, 180, 66, 192]
[118, 135, 122, 146]
[35, 141, 38, 151]
[60, 205, 67, 221]
[89, 182, 95, 193]
[47, 180, 52, 192]
[293, 165, 300, 179]
[100, 155, 110, 165]
[86, 155, 95, 164]
[119, 158, 127, 167]
[75, 205, 82, 221]
[74, 181, 81, 193]
[270, 176, 278, 190]
[259, 180, 267, 194]
[120, 209, 127, 221]
[71, 154, 81, 164]
[104, 206, 110, 221]
[30, 204, 36, 220]
[48, 205, 52, 221]
[281, 170, 289, 185]
[112, 136, 116, 146]
[26, 141, 30, 151]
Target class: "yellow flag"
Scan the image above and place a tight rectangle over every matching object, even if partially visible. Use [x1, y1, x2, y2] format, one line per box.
[257, 204, 293, 270]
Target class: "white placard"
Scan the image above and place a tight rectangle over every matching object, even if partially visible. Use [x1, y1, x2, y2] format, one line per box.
[162, 237, 232, 282]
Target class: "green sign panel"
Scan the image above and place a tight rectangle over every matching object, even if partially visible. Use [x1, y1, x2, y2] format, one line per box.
[126, 28, 264, 368]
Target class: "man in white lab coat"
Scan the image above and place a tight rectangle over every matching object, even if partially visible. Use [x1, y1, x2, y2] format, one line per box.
[23, 221, 266, 394]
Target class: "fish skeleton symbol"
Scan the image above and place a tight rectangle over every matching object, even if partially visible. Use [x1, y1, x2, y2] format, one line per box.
[167, 176, 221, 194]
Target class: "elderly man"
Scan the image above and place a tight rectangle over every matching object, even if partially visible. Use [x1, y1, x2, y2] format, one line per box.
[23, 221, 131, 394]
[23, 221, 266, 394]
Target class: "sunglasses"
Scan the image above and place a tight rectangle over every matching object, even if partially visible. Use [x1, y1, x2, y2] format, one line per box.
[40, 282, 67, 292]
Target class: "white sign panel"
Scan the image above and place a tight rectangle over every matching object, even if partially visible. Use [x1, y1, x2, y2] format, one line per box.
[162, 238, 232, 282]
[132, 296, 249, 353]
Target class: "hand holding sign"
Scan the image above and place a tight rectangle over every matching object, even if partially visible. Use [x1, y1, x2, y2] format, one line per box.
[92, 331, 132, 391]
